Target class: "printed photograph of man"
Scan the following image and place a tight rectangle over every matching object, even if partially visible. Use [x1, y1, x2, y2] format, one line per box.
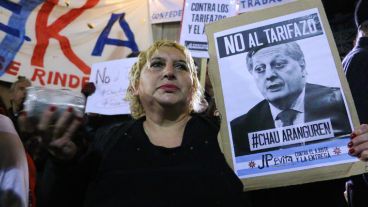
[230, 41, 351, 157]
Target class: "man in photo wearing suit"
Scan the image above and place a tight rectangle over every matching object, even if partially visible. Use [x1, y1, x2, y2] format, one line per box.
[231, 41, 351, 157]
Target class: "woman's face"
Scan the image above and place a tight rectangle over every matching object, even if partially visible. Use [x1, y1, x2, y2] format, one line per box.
[137, 46, 194, 110]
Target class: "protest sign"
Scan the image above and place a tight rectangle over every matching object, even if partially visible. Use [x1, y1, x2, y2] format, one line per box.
[85, 57, 136, 115]
[179, 0, 237, 58]
[0, 0, 152, 91]
[206, 0, 365, 190]
[149, 0, 183, 24]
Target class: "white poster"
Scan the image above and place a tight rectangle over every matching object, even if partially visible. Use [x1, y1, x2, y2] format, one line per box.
[85, 57, 137, 115]
[149, 0, 184, 24]
[0, 0, 152, 91]
[179, 0, 237, 58]
[215, 8, 354, 178]
[206, 0, 364, 190]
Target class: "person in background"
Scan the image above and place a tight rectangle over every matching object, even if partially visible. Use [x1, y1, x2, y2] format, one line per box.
[0, 97, 10, 117]
[6, 77, 37, 207]
[18, 40, 249, 207]
[347, 124, 368, 207]
[8, 76, 31, 128]
[342, 0, 368, 206]
[343, 0, 368, 124]
[0, 114, 29, 207]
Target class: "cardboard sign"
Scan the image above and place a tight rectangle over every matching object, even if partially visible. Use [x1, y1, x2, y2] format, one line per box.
[206, 0, 365, 190]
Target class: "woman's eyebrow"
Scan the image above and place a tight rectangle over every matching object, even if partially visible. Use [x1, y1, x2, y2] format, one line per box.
[150, 57, 165, 61]
[150, 57, 187, 64]
[175, 60, 187, 64]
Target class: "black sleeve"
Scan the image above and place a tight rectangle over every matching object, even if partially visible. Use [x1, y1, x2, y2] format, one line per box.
[36, 125, 117, 207]
[197, 115, 250, 206]
[345, 51, 368, 123]
[36, 157, 92, 207]
[349, 174, 368, 207]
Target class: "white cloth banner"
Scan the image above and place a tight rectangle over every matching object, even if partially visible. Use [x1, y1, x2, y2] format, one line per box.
[149, 0, 184, 24]
[0, 0, 152, 91]
[179, 0, 237, 58]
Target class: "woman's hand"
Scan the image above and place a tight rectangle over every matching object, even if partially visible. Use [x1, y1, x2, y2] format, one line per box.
[18, 106, 83, 160]
[348, 124, 368, 161]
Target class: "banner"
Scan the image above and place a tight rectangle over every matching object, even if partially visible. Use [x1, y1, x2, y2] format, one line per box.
[149, 0, 184, 24]
[0, 0, 152, 91]
[238, 0, 296, 13]
[206, 0, 364, 190]
[179, 0, 237, 58]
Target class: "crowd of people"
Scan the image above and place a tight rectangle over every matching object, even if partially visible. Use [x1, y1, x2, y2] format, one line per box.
[1, 0, 368, 207]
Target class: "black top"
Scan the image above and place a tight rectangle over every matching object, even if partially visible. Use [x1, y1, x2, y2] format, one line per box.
[41, 114, 247, 207]
[341, 36, 368, 207]
[343, 37, 368, 124]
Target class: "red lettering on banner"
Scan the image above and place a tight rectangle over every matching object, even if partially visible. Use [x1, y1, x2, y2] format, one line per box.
[32, 68, 46, 85]
[5, 61, 21, 76]
[47, 71, 54, 84]
[54, 72, 67, 87]
[69, 74, 80, 88]
[32, 68, 89, 89]
[31, 0, 99, 75]
[0, 56, 21, 76]
[81, 76, 89, 88]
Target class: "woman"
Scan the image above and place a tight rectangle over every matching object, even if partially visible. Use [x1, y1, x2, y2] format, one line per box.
[18, 40, 247, 207]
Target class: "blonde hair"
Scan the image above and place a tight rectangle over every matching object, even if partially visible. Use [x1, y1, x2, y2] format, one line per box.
[125, 40, 203, 119]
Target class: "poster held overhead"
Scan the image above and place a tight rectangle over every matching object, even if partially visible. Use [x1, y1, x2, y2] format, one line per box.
[205, 0, 365, 191]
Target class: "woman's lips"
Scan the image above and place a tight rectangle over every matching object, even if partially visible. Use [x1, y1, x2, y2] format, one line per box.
[159, 84, 179, 92]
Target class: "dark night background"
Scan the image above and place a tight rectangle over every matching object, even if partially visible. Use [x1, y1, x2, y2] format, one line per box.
[322, 0, 357, 58]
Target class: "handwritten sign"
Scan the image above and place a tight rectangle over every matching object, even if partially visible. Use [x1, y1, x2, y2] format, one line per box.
[85, 58, 137, 115]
